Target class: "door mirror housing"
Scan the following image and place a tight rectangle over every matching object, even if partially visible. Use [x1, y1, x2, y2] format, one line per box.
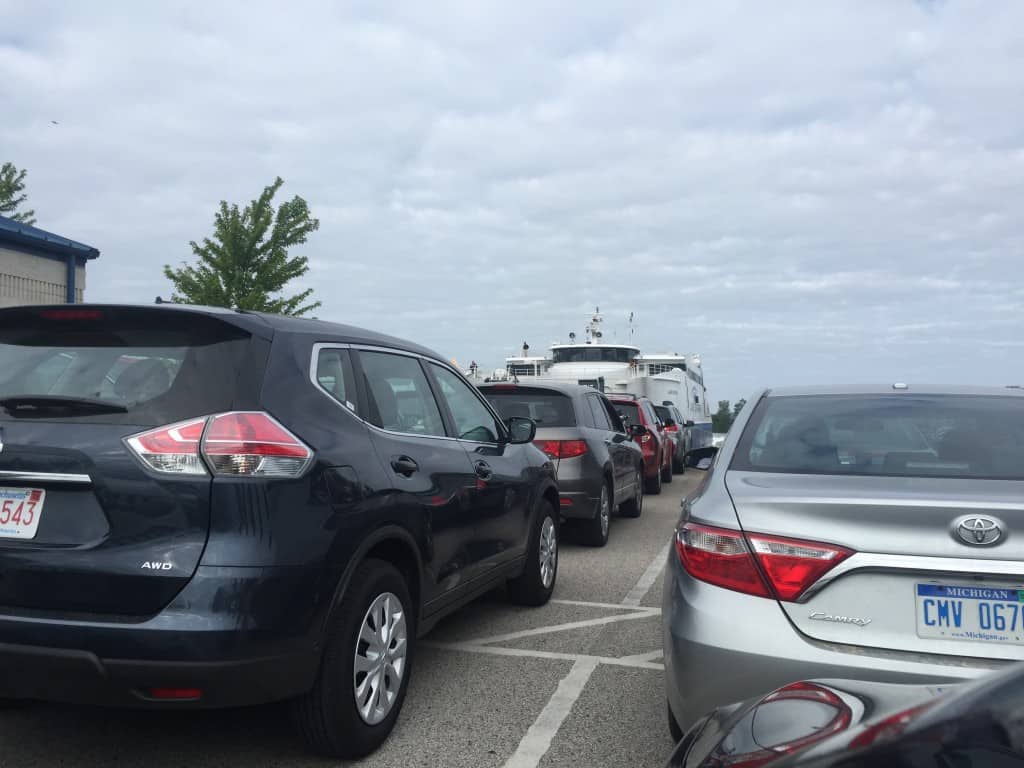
[684, 446, 718, 470]
[506, 416, 537, 445]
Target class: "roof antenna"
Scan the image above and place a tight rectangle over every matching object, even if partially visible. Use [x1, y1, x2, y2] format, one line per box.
[154, 296, 164, 304]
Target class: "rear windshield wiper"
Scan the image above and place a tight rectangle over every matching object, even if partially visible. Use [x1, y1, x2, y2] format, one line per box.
[0, 395, 129, 415]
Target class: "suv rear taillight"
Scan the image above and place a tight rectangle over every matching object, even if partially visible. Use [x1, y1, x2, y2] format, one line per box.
[534, 440, 588, 459]
[675, 522, 852, 602]
[126, 412, 312, 478]
[125, 417, 208, 475]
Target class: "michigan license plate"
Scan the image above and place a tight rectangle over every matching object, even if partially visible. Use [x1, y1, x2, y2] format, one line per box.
[916, 583, 1024, 645]
[0, 488, 45, 540]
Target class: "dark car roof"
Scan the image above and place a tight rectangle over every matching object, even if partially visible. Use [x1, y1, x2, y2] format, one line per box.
[1, 303, 448, 363]
[478, 381, 601, 398]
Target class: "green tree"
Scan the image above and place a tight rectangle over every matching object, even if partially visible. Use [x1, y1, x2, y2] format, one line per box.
[0, 162, 37, 225]
[164, 177, 321, 316]
[711, 400, 733, 433]
[732, 399, 747, 419]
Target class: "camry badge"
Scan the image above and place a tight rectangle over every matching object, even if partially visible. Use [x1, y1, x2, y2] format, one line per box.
[809, 612, 872, 627]
[954, 515, 1003, 547]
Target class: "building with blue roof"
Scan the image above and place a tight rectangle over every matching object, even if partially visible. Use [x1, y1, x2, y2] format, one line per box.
[0, 215, 100, 307]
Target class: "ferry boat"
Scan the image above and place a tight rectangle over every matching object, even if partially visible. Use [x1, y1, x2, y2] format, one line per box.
[471, 309, 712, 446]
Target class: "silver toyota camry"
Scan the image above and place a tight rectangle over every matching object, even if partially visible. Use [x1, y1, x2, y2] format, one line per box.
[663, 384, 1024, 739]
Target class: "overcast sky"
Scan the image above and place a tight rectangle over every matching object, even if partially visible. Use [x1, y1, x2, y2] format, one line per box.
[3, 1, 1023, 403]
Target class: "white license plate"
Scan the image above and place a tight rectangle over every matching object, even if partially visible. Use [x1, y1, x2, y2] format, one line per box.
[916, 583, 1024, 645]
[0, 487, 45, 540]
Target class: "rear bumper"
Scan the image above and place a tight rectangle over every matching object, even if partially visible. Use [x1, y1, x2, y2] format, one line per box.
[0, 642, 314, 708]
[553, 458, 603, 520]
[661, 552, 1007, 731]
[0, 565, 327, 708]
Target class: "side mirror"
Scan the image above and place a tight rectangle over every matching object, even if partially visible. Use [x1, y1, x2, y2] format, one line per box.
[506, 416, 537, 445]
[684, 446, 718, 470]
[684, 420, 695, 428]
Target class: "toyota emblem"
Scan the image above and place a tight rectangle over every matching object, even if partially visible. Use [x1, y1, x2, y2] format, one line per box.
[953, 515, 1004, 546]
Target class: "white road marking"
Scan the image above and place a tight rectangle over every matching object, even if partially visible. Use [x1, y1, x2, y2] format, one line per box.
[550, 598, 654, 611]
[620, 540, 671, 606]
[426, 641, 665, 671]
[502, 658, 600, 768]
[468, 608, 659, 646]
[619, 648, 664, 664]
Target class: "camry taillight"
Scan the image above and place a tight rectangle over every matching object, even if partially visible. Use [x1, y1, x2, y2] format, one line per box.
[675, 522, 851, 602]
[534, 439, 588, 459]
[125, 412, 312, 478]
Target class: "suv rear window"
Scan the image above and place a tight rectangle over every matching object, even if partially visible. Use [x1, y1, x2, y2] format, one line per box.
[483, 389, 575, 427]
[0, 308, 253, 424]
[732, 394, 1024, 480]
[611, 401, 641, 427]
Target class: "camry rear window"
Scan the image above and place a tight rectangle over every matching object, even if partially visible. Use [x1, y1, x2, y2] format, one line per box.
[733, 394, 1024, 480]
[0, 308, 252, 424]
[484, 390, 575, 427]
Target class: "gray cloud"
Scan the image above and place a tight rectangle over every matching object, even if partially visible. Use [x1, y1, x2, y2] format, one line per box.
[2, 0, 1023, 401]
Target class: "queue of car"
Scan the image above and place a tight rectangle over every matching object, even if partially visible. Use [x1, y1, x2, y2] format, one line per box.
[2, 303, 1022, 766]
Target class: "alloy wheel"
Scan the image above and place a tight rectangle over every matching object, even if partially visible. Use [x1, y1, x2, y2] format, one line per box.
[539, 516, 558, 588]
[353, 592, 408, 725]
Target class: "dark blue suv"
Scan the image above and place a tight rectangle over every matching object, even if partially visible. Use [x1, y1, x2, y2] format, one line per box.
[0, 304, 558, 757]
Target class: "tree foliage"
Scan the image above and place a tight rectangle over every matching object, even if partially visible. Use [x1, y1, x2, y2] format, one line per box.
[711, 399, 750, 433]
[164, 177, 321, 316]
[711, 400, 733, 433]
[0, 162, 37, 225]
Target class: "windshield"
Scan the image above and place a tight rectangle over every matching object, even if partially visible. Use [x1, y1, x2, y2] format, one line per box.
[733, 394, 1024, 480]
[484, 390, 575, 427]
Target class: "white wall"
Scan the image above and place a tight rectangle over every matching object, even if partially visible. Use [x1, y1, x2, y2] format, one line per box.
[0, 247, 87, 307]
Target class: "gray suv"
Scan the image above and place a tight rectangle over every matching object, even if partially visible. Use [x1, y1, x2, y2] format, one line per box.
[480, 382, 644, 547]
[663, 384, 1024, 741]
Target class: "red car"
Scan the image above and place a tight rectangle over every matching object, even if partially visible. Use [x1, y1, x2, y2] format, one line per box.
[608, 394, 673, 494]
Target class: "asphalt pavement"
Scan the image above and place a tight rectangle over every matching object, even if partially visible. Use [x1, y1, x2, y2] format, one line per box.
[0, 473, 701, 768]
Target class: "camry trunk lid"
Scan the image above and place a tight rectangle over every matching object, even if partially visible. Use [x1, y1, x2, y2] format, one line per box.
[0, 305, 266, 618]
[726, 390, 1024, 662]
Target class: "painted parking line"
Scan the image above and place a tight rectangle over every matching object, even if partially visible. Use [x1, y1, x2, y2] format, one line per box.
[468, 607, 659, 646]
[503, 658, 600, 768]
[620, 541, 671, 607]
[425, 642, 665, 671]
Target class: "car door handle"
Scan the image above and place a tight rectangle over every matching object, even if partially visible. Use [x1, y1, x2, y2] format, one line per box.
[390, 456, 419, 477]
[474, 461, 493, 481]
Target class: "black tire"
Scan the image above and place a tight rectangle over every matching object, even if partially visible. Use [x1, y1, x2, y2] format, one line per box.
[668, 700, 684, 742]
[619, 466, 644, 518]
[580, 481, 612, 547]
[645, 459, 663, 494]
[508, 499, 558, 606]
[292, 559, 414, 759]
[661, 455, 673, 484]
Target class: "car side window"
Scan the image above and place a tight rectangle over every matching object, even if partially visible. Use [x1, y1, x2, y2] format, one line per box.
[314, 347, 356, 410]
[644, 402, 660, 425]
[588, 395, 612, 431]
[428, 363, 502, 443]
[576, 395, 596, 428]
[357, 351, 446, 437]
[602, 398, 625, 433]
